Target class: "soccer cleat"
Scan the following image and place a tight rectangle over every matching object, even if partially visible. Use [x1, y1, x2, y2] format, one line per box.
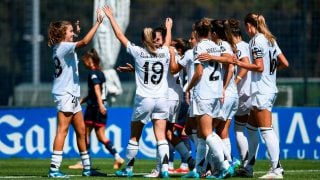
[230, 158, 241, 171]
[113, 158, 125, 169]
[259, 167, 283, 179]
[206, 166, 233, 179]
[68, 161, 83, 169]
[174, 167, 189, 174]
[181, 171, 200, 178]
[143, 169, 160, 178]
[48, 170, 69, 178]
[82, 169, 106, 177]
[115, 168, 133, 177]
[160, 171, 170, 178]
[236, 166, 254, 177]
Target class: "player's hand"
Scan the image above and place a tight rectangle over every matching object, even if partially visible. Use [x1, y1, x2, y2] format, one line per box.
[96, 8, 104, 24]
[99, 105, 106, 116]
[74, 20, 80, 37]
[220, 89, 225, 104]
[102, 5, 113, 18]
[185, 90, 190, 105]
[197, 53, 212, 61]
[165, 17, 173, 30]
[233, 55, 239, 65]
[117, 63, 134, 72]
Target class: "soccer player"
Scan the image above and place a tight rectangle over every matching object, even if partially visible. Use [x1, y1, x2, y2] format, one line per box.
[103, 6, 172, 178]
[234, 13, 289, 179]
[183, 18, 233, 179]
[211, 19, 239, 165]
[229, 18, 252, 169]
[68, 48, 124, 170]
[47, 9, 104, 178]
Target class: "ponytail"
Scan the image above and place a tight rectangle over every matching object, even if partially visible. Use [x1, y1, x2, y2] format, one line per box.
[244, 13, 276, 45]
[142, 27, 156, 55]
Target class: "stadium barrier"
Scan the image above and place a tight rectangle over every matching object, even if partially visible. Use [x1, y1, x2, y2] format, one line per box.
[0, 107, 319, 160]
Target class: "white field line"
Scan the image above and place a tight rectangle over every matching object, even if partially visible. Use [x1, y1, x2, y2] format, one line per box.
[1, 170, 320, 178]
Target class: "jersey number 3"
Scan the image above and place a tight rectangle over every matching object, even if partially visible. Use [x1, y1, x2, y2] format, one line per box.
[54, 56, 62, 78]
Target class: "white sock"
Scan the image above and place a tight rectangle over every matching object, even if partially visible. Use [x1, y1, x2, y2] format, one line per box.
[156, 148, 161, 172]
[50, 151, 63, 171]
[169, 161, 174, 169]
[246, 124, 259, 168]
[80, 151, 91, 170]
[195, 138, 207, 172]
[180, 162, 188, 169]
[206, 133, 226, 170]
[260, 127, 280, 169]
[157, 140, 169, 172]
[222, 138, 232, 161]
[126, 140, 139, 170]
[115, 153, 121, 160]
[234, 121, 249, 162]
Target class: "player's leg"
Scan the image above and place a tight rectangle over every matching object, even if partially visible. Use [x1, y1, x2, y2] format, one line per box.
[48, 111, 73, 178]
[257, 94, 283, 179]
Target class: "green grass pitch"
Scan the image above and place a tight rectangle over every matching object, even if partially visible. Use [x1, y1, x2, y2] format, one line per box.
[0, 158, 319, 179]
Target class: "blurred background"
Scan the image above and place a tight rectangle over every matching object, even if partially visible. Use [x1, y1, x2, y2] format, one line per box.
[0, 0, 319, 107]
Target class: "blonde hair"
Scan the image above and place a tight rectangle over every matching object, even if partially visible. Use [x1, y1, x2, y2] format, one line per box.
[244, 13, 276, 45]
[47, 21, 72, 47]
[142, 27, 156, 55]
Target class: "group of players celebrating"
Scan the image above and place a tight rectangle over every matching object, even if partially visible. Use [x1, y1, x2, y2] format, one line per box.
[47, 5, 288, 179]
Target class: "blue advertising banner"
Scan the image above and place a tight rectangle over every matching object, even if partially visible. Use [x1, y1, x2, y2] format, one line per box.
[0, 107, 319, 160]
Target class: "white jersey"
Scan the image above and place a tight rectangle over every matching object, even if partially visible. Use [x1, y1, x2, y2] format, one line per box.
[236, 41, 251, 97]
[218, 40, 238, 98]
[249, 33, 282, 94]
[179, 49, 195, 87]
[51, 42, 80, 97]
[167, 49, 183, 100]
[193, 39, 223, 99]
[127, 42, 169, 98]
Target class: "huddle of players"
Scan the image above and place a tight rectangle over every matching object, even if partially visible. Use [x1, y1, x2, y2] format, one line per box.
[136, 14, 288, 179]
[88, 6, 288, 179]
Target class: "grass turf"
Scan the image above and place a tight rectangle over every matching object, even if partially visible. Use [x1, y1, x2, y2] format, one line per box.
[0, 158, 319, 179]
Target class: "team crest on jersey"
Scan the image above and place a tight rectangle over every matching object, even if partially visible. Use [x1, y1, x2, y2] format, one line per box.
[91, 74, 98, 80]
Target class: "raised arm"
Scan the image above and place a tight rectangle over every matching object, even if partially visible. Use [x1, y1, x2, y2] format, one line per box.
[164, 18, 173, 47]
[103, 6, 129, 47]
[169, 46, 183, 74]
[76, 9, 103, 49]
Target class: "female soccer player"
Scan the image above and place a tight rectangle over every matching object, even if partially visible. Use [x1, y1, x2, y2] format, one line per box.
[184, 18, 233, 179]
[81, 48, 124, 170]
[229, 18, 252, 169]
[47, 9, 104, 178]
[103, 6, 172, 178]
[234, 13, 289, 179]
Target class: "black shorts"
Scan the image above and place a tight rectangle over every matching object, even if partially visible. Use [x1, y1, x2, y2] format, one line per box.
[84, 105, 108, 127]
